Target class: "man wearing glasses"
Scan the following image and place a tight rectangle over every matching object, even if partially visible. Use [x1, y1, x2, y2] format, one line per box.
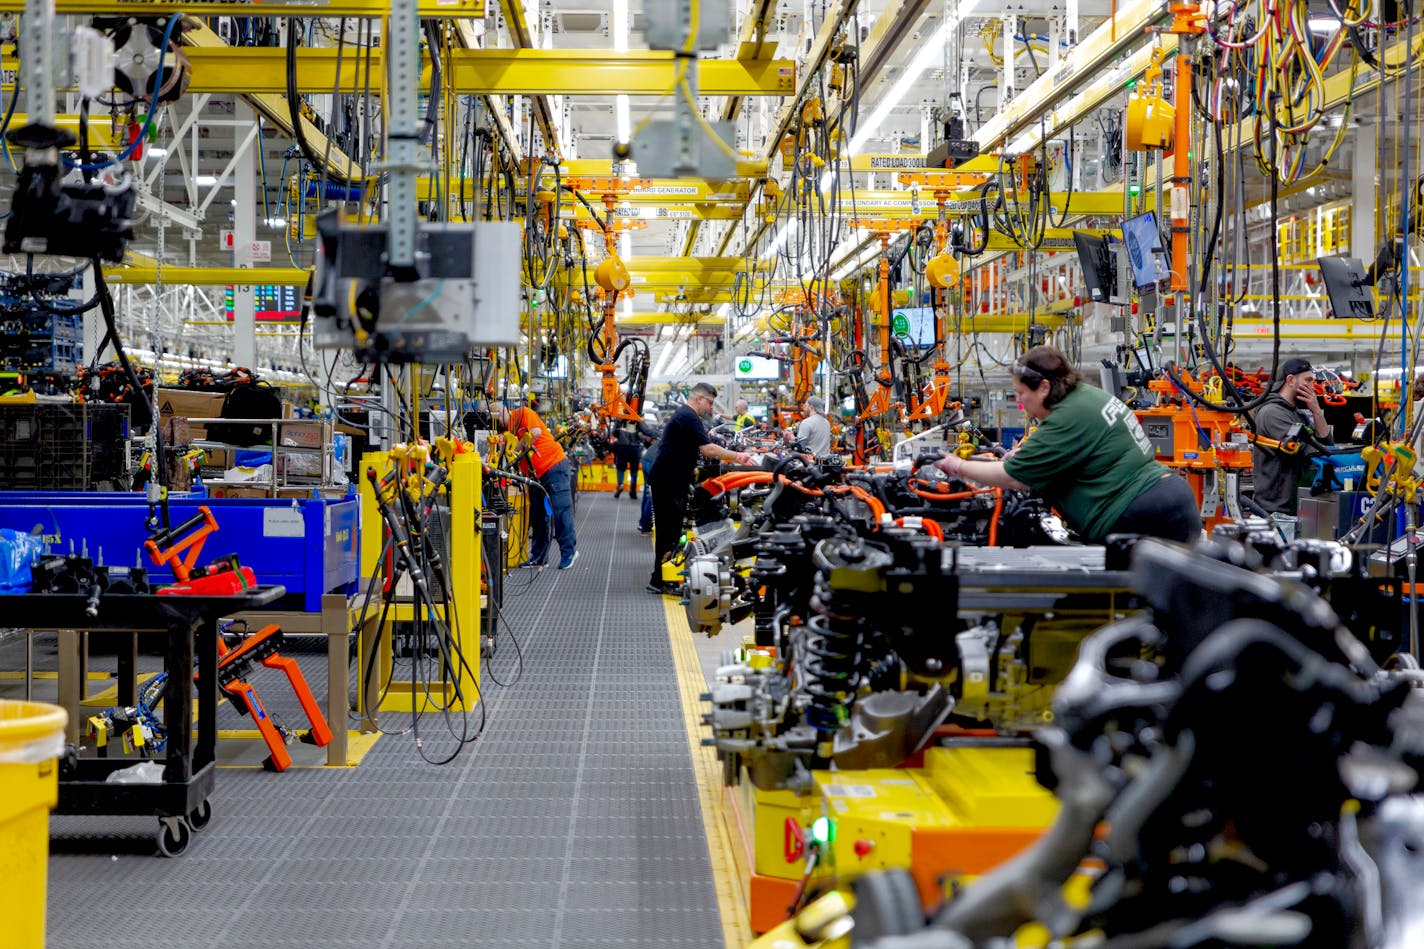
[647, 383, 754, 594]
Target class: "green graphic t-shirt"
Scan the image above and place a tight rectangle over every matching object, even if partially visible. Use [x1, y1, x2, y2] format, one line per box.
[1003, 385, 1170, 542]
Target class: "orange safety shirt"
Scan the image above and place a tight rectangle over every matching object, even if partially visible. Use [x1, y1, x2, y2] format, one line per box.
[507, 407, 567, 479]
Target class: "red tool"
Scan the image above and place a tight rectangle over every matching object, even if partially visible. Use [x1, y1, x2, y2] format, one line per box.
[216, 624, 332, 772]
[145, 506, 258, 596]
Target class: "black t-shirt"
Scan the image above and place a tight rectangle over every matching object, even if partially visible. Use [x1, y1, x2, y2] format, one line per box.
[649, 405, 710, 488]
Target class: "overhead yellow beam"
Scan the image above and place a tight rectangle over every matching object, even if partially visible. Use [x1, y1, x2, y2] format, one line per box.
[616, 314, 726, 327]
[974, 0, 1170, 153]
[180, 24, 364, 184]
[951, 314, 1073, 334]
[0, 0, 484, 12]
[550, 157, 770, 180]
[4, 115, 121, 150]
[168, 48, 796, 97]
[493, 0, 559, 157]
[104, 259, 310, 286]
[1229, 318, 1402, 340]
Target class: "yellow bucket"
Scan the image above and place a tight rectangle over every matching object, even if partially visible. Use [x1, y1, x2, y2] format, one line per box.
[0, 700, 68, 949]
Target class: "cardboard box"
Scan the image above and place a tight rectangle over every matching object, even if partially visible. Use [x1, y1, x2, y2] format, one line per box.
[280, 420, 332, 449]
[205, 484, 270, 499]
[155, 388, 227, 424]
[162, 416, 190, 447]
[201, 448, 232, 469]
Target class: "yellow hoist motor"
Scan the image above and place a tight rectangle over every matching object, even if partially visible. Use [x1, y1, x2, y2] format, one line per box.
[1125, 47, 1175, 152]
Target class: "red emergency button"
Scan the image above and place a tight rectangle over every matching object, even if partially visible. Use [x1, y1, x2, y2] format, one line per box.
[854, 839, 875, 858]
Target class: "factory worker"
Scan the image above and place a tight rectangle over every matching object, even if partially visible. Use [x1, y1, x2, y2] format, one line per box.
[783, 395, 833, 457]
[495, 402, 579, 570]
[1249, 357, 1333, 516]
[934, 345, 1201, 544]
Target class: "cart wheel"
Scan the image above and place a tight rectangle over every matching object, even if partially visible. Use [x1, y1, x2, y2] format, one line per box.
[156, 817, 192, 857]
[187, 800, 213, 832]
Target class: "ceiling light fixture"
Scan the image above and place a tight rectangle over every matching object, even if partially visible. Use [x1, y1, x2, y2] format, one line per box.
[195, 174, 218, 186]
[614, 0, 631, 146]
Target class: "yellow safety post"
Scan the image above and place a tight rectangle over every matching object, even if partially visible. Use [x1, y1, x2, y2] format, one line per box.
[357, 449, 481, 717]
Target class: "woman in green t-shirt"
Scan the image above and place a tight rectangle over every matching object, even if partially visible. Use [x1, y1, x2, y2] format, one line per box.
[935, 346, 1201, 544]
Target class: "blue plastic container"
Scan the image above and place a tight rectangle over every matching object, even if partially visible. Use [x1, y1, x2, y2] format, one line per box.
[0, 488, 359, 612]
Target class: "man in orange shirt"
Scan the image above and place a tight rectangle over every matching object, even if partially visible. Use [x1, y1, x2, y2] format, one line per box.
[495, 402, 579, 569]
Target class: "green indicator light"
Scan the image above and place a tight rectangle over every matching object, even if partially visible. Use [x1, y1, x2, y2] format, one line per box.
[1129, 186, 1141, 195]
[811, 816, 835, 845]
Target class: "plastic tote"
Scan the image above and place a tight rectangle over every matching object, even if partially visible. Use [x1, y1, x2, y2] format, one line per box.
[0, 700, 68, 949]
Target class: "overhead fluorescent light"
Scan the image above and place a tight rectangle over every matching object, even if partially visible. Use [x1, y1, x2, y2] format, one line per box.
[265, 217, 287, 228]
[147, 147, 167, 158]
[849, 0, 983, 156]
[612, 0, 628, 51]
[616, 95, 631, 143]
[195, 175, 218, 186]
[1307, 16, 1338, 31]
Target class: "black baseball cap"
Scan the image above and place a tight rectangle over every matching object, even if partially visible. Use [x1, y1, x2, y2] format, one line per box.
[1272, 357, 1314, 390]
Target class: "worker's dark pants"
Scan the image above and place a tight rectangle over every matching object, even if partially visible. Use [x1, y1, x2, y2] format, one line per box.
[1108, 473, 1203, 543]
[613, 445, 642, 493]
[649, 484, 687, 584]
[639, 453, 655, 531]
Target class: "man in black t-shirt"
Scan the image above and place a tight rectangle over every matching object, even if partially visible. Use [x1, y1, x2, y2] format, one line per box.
[647, 383, 753, 594]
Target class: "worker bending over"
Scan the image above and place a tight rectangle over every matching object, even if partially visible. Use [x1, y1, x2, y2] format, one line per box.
[647, 383, 753, 594]
[935, 346, 1201, 543]
[496, 403, 579, 570]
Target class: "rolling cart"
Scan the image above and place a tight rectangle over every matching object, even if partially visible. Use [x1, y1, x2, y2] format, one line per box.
[8, 586, 284, 856]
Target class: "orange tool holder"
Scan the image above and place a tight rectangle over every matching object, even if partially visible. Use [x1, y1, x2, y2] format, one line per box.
[145, 505, 258, 596]
[217, 624, 333, 772]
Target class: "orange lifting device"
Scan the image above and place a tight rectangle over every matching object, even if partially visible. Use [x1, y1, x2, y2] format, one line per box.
[217, 624, 333, 772]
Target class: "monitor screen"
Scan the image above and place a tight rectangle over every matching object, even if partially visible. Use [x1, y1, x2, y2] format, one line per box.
[734, 354, 783, 380]
[1073, 231, 1116, 302]
[224, 285, 302, 322]
[747, 403, 768, 418]
[1121, 212, 1170, 288]
[1317, 256, 1374, 319]
[891, 306, 936, 349]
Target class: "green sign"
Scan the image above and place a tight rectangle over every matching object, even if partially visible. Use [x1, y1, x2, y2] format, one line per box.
[892, 312, 910, 337]
[738, 359, 753, 373]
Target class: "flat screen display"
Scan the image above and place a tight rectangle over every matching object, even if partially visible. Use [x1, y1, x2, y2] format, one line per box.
[891, 306, 936, 349]
[733, 354, 783, 381]
[1122, 212, 1170, 288]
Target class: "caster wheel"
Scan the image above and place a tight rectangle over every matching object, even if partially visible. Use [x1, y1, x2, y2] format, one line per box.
[157, 817, 192, 857]
[187, 800, 213, 832]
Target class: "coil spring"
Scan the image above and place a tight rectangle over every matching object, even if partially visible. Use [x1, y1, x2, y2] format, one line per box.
[801, 571, 865, 736]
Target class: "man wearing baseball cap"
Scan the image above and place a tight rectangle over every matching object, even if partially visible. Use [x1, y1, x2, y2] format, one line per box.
[1250, 357, 1333, 515]
[784, 394, 833, 457]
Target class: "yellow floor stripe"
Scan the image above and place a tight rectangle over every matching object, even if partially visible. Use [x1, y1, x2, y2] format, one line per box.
[664, 595, 753, 949]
